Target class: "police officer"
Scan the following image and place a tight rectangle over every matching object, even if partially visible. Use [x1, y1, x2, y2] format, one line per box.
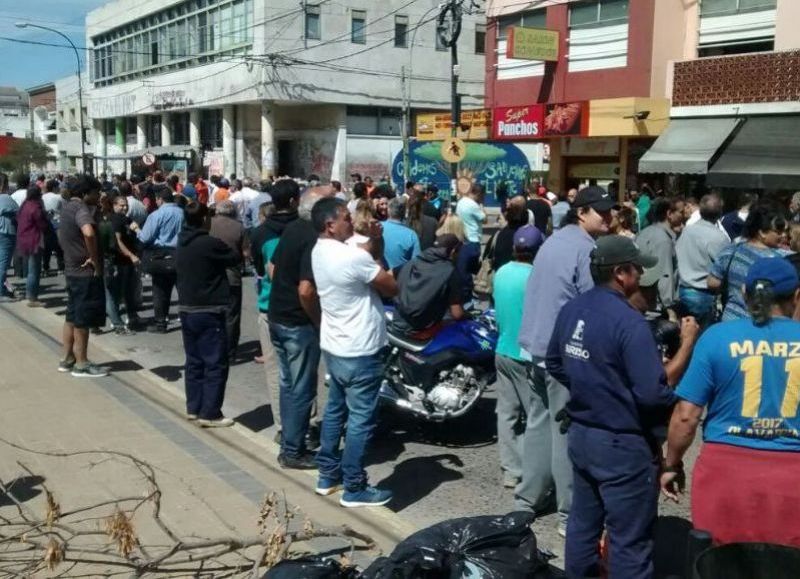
[546, 235, 676, 579]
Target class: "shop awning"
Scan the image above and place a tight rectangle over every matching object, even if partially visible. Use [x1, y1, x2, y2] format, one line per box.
[637, 117, 742, 174]
[98, 145, 197, 161]
[707, 115, 800, 189]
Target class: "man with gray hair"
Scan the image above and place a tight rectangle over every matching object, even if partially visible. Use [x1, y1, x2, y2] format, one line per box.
[210, 200, 248, 361]
[230, 177, 261, 228]
[382, 196, 420, 272]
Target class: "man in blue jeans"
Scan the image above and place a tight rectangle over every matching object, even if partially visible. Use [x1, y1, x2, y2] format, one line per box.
[311, 198, 398, 507]
[269, 187, 324, 469]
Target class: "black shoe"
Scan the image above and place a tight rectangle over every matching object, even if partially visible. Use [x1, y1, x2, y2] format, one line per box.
[305, 424, 321, 450]
[277, 452, 317, 470]
[147, 324, 167, 334]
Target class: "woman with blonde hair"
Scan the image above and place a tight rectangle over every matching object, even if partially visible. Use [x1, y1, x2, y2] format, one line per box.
[436, 214, 465, 242]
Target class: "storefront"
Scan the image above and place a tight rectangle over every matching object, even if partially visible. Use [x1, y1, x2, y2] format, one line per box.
[491, 97, 669, 199]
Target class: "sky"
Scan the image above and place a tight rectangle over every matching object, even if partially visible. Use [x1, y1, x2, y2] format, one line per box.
[0, 0, 109, 89]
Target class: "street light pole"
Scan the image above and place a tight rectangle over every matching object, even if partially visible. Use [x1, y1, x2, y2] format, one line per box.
[16, 22, 87, 174]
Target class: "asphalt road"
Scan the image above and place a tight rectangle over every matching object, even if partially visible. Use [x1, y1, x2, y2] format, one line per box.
[20, 270, 699, 577]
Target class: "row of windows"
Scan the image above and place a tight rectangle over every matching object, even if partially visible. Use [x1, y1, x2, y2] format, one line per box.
[91, 0, 253, 86]
[304, 8, 486, 54]
[99, 110, 224, 148]
[700, 0, 776, 16]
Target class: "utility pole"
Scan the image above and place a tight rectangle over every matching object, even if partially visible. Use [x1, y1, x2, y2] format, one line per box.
[437, 0, 463, 210]
[401, 65, 410, 186]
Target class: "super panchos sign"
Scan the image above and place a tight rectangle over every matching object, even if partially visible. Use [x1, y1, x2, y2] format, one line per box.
[493, 102, 589, 140]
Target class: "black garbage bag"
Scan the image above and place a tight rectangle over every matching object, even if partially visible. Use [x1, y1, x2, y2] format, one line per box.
[362, 511, 549, 578]
[262, 557, 359, 579]
[694, 542, 800, 579]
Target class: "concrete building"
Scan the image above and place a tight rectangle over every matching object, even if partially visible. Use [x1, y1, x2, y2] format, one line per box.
[0, 87, 30, 139]
[639, 0, 800, 192]
[85, 0, 486, 180]
[55, 74, 93, 174]
[486, 0, 799, 196]
[27, 83, 58, 173]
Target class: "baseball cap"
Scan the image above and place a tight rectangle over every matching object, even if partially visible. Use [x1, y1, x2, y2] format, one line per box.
[514, 224, 544, 252]
[639, 260, 664, 288]
[746, 257, 799, 296]
[573, 186, 615, 212]
[591, 235, 658, 269]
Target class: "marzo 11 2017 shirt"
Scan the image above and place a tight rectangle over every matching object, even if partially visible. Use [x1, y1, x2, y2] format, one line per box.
[677, 317, 800, 452]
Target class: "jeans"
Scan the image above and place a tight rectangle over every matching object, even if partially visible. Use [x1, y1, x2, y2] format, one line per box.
[180, 311, 229, 420]
[105, 261, 138, 327]
[0, 233, 15, 296]
[269, 321, 321, 458]
[151, 271, 177, 327]
[495, 355, 532, 481]
[678, 286, 716, 328]
[25, 252, 42, 301]
[456, 241, 481, 303]
[515, 357, 573, 526]
[226, 284, 243, 359]
[317, 350, 385, 492]
[566, 423, 659, 579]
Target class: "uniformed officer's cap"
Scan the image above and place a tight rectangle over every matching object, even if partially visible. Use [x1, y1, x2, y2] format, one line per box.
[573, 186, 616, 212]
[591, 235, 658, 269]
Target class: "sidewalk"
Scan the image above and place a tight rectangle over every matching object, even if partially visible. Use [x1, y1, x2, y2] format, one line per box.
[0, 304, 413, 576]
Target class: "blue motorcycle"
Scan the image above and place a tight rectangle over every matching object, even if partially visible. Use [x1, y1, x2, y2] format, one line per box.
[381, 309, 498, 421]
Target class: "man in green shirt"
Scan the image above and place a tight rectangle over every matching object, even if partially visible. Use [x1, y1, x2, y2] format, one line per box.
[493, 225, 543, 488]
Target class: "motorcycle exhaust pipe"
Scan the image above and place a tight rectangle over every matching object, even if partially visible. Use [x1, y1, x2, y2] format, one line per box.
[379, 384, 438, 420]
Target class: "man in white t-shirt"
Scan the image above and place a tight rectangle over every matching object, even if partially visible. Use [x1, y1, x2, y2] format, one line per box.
[310, 197, 398, 508]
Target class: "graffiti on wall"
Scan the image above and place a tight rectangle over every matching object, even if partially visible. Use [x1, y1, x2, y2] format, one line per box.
[392, 141, 531, 206]
[152, 90, 194, 111]
[293, 138, 334, 178]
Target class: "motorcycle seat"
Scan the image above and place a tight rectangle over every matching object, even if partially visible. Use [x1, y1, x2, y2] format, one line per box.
[388, 331, 431, 353]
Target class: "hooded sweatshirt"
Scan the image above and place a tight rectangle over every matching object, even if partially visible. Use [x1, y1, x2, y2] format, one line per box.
[249, 210, 298, 313]
[176, 226, 241, 312]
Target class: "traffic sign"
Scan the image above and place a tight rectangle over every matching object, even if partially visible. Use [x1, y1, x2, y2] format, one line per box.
[142, 152, 156, 166]
[441, 137, 467, 163]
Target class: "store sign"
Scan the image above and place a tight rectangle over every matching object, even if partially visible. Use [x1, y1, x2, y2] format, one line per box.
[415, 109, 492, 141]
[544, 102, 588, 137]
[568, 162, 620, 180]
[492, 105, 545, 140]
[507, 27, 559, 61]
[563, 137, 620, 157]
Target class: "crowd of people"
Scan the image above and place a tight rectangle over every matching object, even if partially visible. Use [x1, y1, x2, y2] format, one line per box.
[2, 166, 800, 576]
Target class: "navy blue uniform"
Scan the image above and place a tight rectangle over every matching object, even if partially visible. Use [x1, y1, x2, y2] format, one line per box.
[546, 286, 676, 579]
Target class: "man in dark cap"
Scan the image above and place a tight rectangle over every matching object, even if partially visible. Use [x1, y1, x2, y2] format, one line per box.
[547, 235, 676, 579]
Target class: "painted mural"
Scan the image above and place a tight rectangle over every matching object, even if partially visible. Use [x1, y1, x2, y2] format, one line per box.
[392, 141, 531, 207]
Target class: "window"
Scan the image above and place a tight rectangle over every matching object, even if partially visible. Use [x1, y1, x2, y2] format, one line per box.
[305, 4, 321, 41]
[700, 0, 776, 15]
[125, 117, 137, 145]
[170, 112, 190, 145]
[569, 0, 629, 27]
[200, 109, 223, 148]
[475, 23, 486, 54]
[147, 115, 161, 147]
[497, 8, 546, 41]
[104, 120, 115, 140]
[352, 10, 366, 44]
[394, 15, 408, 47]
[346, 106, 402, 136]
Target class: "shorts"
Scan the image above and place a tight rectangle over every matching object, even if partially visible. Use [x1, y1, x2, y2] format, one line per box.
[65, 275, 106, 329]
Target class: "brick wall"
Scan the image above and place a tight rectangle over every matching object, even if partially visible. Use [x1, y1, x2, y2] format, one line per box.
[672, 50, 800, 107]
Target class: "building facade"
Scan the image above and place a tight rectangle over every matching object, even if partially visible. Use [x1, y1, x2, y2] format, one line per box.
[85, 0, 486, 180]
[0, 87, 30, 139]
[55, 74, 93, 174]
[640, 0, 800, 192]
[27, 83, 59, 173]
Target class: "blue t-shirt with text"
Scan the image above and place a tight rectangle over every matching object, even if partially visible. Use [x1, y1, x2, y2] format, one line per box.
[677, 317, 800, 451]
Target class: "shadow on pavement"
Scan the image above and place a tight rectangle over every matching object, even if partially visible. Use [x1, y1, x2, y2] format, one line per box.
[235, 404, 275, 432]
[0, 475, 44, 506]
[378, 454, 464, 512]
[151, 365, 183, 382]
[103, 360, 144, 373]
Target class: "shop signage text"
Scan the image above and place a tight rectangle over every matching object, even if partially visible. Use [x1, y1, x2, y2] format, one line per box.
[507, 27, 559, 62]
[415, 109, 491, 141]
[493, 105, 545, 140]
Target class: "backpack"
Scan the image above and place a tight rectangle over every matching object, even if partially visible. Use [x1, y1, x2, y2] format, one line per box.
[395, 249, 455, 330]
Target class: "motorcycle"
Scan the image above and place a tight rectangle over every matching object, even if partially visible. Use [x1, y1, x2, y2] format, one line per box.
[380, 309, 498, 421]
